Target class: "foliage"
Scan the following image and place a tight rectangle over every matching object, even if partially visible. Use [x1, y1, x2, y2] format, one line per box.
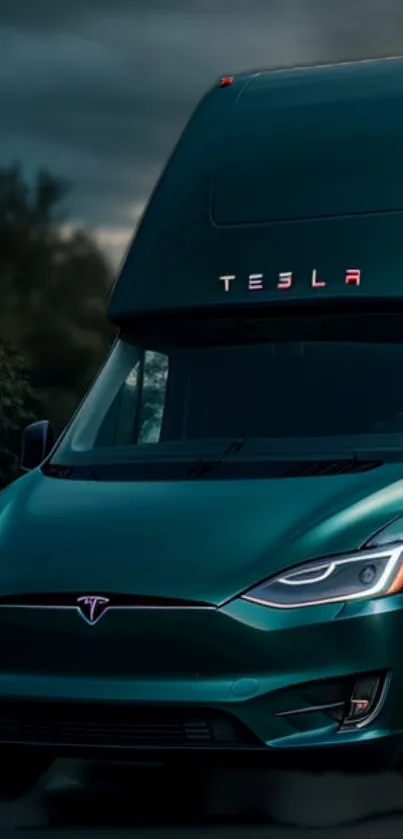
[139, 351, 169, 443]
[0, 340, 38, 488]
[0, 161, 116, 483]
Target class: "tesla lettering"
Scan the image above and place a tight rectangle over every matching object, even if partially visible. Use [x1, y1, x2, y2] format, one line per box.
[248, 274, 264, 291]
[218, 269, 361, 292]
[219, 274, 235, 292]
[345, 268, 361, 286]
[311, 269, 326, 288]
[278, 272, 293, 289]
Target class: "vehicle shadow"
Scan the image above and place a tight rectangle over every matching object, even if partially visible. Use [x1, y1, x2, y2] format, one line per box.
[41, 759, 403, 834]
[44, 761, 265, 828]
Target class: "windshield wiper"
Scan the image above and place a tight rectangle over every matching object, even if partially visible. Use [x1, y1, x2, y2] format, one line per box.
[185, 442, 387, 479]
[42, 462, 102, 480]
[186, 439, 247, 479]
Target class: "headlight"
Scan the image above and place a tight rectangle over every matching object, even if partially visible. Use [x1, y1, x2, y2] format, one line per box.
[242, 518, 403, 609]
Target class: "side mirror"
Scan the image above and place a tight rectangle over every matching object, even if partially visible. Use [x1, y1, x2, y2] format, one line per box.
[21, 421, 55, 472]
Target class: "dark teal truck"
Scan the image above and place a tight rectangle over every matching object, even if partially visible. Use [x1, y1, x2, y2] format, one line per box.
[1, 56, 403, 796]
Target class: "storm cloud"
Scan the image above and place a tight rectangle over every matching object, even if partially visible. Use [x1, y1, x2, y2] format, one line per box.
[1, 0, 402, 265]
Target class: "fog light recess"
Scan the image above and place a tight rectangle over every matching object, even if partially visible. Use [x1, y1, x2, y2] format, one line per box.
[339, 673, 389, 731]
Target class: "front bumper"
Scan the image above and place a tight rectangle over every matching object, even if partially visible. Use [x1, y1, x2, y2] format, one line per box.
[1, 593, 403, 769]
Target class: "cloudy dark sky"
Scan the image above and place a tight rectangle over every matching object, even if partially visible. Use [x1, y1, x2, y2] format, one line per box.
[1, 0, 403, 267]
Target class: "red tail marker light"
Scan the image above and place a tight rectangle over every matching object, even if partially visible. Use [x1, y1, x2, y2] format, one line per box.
[219, 76, 235, 87]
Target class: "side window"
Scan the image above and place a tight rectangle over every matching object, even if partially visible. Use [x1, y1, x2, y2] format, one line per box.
[95, 360, 141, 447]
[137, 351, 169, 443]
[94, 350, 169, 448]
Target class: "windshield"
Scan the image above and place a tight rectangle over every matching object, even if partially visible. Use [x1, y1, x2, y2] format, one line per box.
[51, 311, 403, 468]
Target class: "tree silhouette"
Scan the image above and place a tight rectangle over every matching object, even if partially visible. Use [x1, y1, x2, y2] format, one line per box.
[0, 162, 116, 482]
[0, 340, 37, 488]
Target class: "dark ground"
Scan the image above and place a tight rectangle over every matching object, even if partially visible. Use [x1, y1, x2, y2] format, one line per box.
[1, 759, 403, 837]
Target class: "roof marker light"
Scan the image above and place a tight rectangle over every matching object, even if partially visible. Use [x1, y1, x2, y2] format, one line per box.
[219, 76, 235, 87]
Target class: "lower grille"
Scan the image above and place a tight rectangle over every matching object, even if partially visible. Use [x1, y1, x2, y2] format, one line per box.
[0, 703, 253, 749]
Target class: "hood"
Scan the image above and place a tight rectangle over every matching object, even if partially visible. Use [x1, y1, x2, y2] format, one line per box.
[1, 465, 403, 605]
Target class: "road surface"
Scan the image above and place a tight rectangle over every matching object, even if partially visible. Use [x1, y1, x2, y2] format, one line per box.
[1, 759, 403, 837]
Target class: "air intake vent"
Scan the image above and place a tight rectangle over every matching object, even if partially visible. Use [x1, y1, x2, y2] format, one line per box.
[0, 703, 255, 750]
[282, 459, 382, 478]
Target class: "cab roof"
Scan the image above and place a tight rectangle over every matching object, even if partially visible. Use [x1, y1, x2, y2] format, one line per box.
[220, 54, 403, 82]
[109, 55, 403, 322]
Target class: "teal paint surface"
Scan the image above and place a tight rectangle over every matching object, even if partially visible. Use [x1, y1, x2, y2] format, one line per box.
[1, 463, 403, 753]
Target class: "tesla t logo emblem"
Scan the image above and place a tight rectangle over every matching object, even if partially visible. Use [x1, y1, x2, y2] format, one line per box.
[76, 596, 110, 625]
